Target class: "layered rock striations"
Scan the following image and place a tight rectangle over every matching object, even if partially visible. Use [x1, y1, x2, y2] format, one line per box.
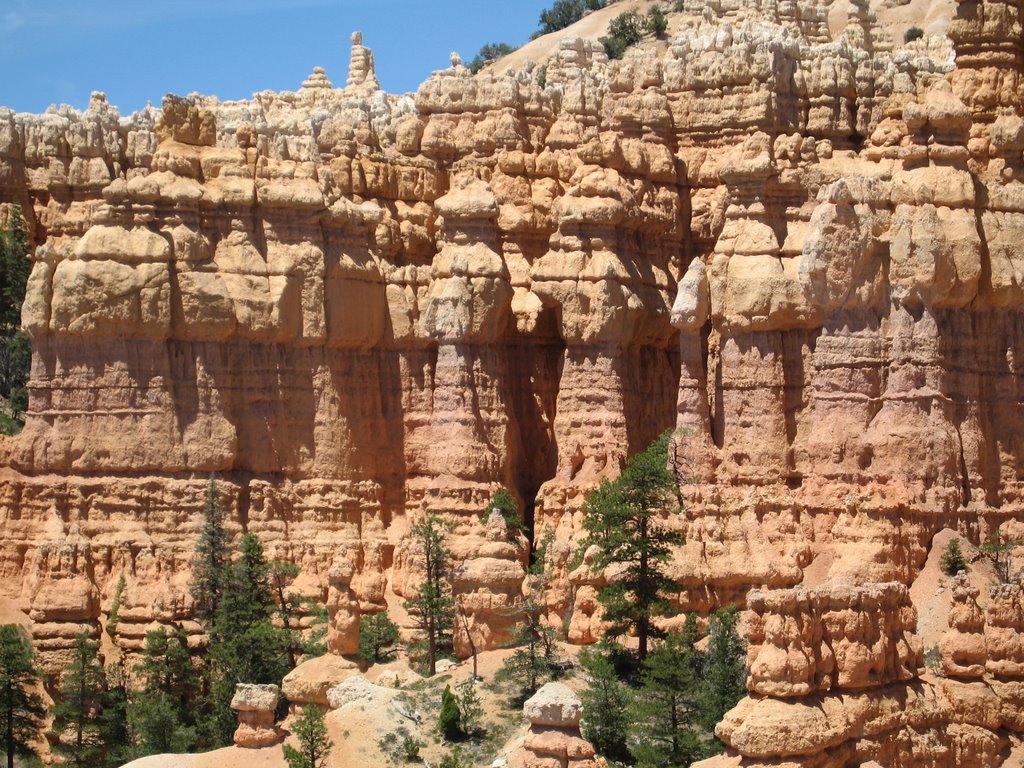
[1, 0, 1024, 762]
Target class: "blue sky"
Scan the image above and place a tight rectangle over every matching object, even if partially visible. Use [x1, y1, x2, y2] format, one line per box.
[0, 0, 553, 114]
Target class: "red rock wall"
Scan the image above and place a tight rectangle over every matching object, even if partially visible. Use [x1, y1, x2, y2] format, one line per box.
[0, 11, 1022, 762]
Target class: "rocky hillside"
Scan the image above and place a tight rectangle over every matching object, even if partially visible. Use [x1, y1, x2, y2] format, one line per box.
[2, 0, 1024, 764]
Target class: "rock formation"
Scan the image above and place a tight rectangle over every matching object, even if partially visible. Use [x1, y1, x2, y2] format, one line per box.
[281, 653, 360, 708]
[0, 0, 1023, 762]
[231, 683, 284, 748]
[509, 682, 603, 768]
[702, 576, 1024, 766]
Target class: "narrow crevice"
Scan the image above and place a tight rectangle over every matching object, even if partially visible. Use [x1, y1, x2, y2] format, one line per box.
[504, 305, 564, 555]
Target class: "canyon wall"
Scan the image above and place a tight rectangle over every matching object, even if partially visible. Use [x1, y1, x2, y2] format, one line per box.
[1, 0, 1024, 761]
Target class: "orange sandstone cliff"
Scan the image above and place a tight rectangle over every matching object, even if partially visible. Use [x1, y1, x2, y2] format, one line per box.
[1, 0, 1024, 763]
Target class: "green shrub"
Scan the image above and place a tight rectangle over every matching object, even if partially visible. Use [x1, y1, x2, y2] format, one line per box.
[601, 11, 644, 59]
[438, 749, 466, 768]
[468, 42, 515, 74]
[539, 0, 606, 35]
[455, 680, 483, 737]
[401, 734, 424, 761]
[488, 488, 526, 536]
[981, 526, 1022, 583]
[904, 26, 924, 43]
[646, 7, 668, 37]
[940, 537, 968, 576]
[438, 685, 461, 741]
[282, 705, 332, 768]
[358, 612, 401, 665]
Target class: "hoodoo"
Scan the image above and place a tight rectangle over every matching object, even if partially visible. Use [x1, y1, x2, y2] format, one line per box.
[1, 0, 1024, 764]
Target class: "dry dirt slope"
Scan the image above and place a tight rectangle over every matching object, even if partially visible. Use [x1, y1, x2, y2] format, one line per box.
[484, 0, 956, 73]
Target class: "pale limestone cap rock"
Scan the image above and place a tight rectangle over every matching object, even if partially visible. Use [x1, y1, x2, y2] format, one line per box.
[523, 682, 583, 728]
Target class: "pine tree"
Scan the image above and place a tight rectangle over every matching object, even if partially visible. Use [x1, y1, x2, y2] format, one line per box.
[499, 524, 562, 700]
[282, 705, 332, 768]
[0, 624, 45, 768]
[940, 538, 969, 576]
[437, 685, 461, 741]
[135, 625, 199, 715]
[578, 643, 631, 763]
[206, 533, 290, 745]
[191, 477, 230, 625]
[578, 432, 683, 660]
[50, 631, 106, 766]
[700, 607, 746, 731]
[99, 660, 135, 768]
[270, 560, 302, 669]
[130, 626, 199, 755]
[455, 680, 483, 737]
[981, 526, 1021, 583]
[358, 612, 400, 665]
[630, 629, 704, 768]
[496, 594, 562, 702]
[214, 534, 290, 683]
[404, 513, 455, 676]
[130, 693, 196, 755]
[301, 600, 328, 658]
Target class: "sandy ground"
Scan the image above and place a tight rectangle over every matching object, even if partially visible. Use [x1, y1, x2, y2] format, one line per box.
[485, 0, 957, 76]
[490, 0, 671, 73]
[0, 594, 29, 628]
[910, 527, 997, 652]
[123, 746, 284, 768]
[830, 0, 956, 42]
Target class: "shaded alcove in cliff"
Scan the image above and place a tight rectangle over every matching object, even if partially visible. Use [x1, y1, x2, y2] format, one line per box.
[622, 338, 682, 460]
[505, 303, 564, 547]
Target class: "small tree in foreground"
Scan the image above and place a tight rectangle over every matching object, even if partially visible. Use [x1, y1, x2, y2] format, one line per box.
[579, 643, 631, 764]
[191, 477, 230, 625]
[630, 628, 704, 768]
[940, 537, 969, 576]
[358, 612, 400, 665]
[437, 685, 461, 741]
[981, 526, 1022, 583]
[130, 626, 199, 755]
[577, 432, 683, 661]
[404, 513, 455, 676]
[455, 680, 483, 737]
[0, 625, 45, 768]
[496, 594, 562, 702]
[700, 607, 746, 731]
[283, 705, 332, 768]
[49, 631, 106, 766]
